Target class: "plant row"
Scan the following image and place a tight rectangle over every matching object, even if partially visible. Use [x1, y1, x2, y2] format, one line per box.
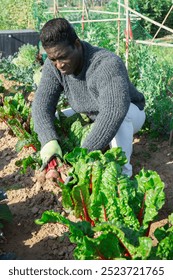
[1, 82, 173, 259]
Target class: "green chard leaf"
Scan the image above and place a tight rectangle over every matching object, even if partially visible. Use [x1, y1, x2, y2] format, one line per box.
[61, 184, 74, 210]
[104, 147, 128, 166]
[73, 232, 122, 260]
[135, 169, 165, 231]
[35, 210, 71, 226]
[89, 161, 106, 223]
[72, 183, 93, 224]
[156, 233, 173, 260]
[64, 147, 88, 164]
[35, 210, 94, 245]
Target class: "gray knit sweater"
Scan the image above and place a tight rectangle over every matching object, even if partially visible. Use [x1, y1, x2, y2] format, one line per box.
[32, 41, 145, 151]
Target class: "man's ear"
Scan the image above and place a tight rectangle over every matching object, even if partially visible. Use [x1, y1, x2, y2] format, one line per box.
[74, 38, 81, 49]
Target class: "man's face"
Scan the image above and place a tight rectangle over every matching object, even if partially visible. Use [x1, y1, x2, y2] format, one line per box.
[45, 39, 83, 75]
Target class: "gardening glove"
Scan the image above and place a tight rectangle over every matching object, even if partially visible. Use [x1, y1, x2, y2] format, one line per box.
[40, 140, 62, 171]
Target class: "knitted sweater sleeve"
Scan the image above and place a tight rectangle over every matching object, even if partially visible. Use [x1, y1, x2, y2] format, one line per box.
[32, 59, 63, 147]
[81, 56, 131, 151]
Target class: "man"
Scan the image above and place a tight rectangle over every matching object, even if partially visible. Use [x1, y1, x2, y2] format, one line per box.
[32, 18, 145, 177]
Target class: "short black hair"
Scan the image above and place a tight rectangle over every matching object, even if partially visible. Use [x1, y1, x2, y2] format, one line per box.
[40, 18, 78, 48]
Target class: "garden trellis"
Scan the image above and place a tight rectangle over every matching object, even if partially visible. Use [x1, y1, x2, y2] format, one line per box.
[33, 0, 173, 68]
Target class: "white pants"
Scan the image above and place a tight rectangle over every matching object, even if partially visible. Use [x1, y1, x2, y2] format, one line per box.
[58, 103, 145, 177]
[109, 103, 145, 177]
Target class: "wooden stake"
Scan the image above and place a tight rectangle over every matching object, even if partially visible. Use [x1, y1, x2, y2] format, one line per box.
[151, 5, 173, 43]
[119, 2, 173, 34]
[70, 18, 130, 24]
[133, 39, 173, 48]
[117, 0, 121, 55]
[124, 0, 129, 69]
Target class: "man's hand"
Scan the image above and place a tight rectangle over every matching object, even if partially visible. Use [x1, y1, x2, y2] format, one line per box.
[40, 140, 62, 171]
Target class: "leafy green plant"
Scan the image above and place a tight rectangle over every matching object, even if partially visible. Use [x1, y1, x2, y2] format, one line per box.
[0, 44, 41, 92]
[0, 88, 92, 173]
[55, 112, 92, 154]
[32, 66, 42, 87]
[0, 0, 35, 30]
[12, 44, 39, 68]
[126, 43, 173, 137]
[0, 56, 35, 92]
[32, 0, 51, 30]
[1, 92, 31, 135]
[35, 147, 172, 260]
[154, 214, 173, 260]
[129, 0, 173, 37]
[15, 112, 92, 173]
[0, 92, 41, 172]
[0, 85, 91, 173]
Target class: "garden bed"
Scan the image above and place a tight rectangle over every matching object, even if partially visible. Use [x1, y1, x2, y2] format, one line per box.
[1, 121, 173, 260]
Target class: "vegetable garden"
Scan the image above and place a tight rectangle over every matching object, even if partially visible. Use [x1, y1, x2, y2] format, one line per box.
[1, 0, 173, 260]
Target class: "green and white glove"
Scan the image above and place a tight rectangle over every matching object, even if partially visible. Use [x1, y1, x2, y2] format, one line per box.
[40, 140, 62, 171]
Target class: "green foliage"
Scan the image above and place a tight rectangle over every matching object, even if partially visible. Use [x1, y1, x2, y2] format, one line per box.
[32, 0, 51, 30]
[55, 112, 92, 154]
[154, 214, 173, 260]
[33, 66, 43, 87]
[0, 92, 30, 122]
[0, 43, 42, 93]
[15, 153, 42, 174]
[129, 0, 173, 37]
[0, 92, 41, 173]
[0, 56, 36, 92]
[80, 22, 117, 52]
[0, 0, 55, 30]
[0, 0, 35, 30]
[54, 5, 173, 139]
[150, 46, 173, 67]
[12, 44, 39, 68]
[35, 147, 173, 260]
[126, 42, 173, 137]
[65, 10, 119, 52]
[0, 88, 92, 174]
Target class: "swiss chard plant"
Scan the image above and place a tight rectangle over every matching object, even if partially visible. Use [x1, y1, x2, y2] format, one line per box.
[0, 92, 42, 173]
[0, 92, 40, 150]
[54, 112, 92, 154]
[1, 85, 92, 174]
[35, 147, 172, 260]
[15, 111, 92, 173]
